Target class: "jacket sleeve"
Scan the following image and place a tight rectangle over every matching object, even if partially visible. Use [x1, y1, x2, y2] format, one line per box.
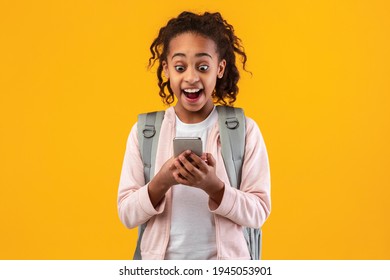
[210, 117, 271, 228]
[117, 123, 166, 229]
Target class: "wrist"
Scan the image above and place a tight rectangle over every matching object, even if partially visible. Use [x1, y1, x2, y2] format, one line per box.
[151, 172, 171, 191]
[148, 172, 172, 208]
[206, 180, 225, 205]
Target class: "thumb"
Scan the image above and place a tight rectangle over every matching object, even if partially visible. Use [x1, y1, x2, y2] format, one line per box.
[206, 153, 216, 167]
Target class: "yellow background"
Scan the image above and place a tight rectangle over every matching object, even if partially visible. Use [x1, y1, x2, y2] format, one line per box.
[1, 0, 389, 259]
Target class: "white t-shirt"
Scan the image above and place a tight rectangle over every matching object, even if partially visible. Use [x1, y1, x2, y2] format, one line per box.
[164, 106, 218, 260]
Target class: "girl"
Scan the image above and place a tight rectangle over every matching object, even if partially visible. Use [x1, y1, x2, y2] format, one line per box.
[118, 11, 271, 260]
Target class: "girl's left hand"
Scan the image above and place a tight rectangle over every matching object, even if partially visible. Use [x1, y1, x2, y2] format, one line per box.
[173, 151, 225, 204]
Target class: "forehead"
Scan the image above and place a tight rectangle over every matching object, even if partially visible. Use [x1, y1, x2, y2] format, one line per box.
[167, 32, 218, 59]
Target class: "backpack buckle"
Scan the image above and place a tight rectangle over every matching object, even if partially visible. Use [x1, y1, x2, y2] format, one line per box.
[142, 125, 156, 138]
[225, 118, 239, 129]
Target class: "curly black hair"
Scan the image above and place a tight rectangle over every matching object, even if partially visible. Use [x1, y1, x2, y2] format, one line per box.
[149, 11, 248, 105]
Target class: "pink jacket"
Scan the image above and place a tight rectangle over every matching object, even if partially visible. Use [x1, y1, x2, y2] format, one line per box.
[117, 107, 271, 259]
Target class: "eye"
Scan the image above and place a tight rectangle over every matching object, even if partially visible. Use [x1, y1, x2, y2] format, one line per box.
[174, 65, 186, 72]
[198, 65, 209, 72]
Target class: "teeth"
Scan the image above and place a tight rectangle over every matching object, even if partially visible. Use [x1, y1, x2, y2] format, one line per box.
[183, 88, 201, 93]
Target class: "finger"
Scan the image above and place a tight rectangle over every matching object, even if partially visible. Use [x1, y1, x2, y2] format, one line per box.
[178, 154, 199, 174]
[169, 158, 179, 170]
[175, 157, 195, 180]
[176, 150, 193, 165]
[172, 170, 188, 185]
[178, 150, 192, 158]
[206, 153, 216, 167]
[188, 152, 208, 172]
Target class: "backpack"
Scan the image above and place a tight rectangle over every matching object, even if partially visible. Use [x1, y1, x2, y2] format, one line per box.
[134, 105, 262, 260]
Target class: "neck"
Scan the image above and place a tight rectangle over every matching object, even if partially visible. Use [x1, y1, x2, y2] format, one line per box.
[174, 102, 214, 124]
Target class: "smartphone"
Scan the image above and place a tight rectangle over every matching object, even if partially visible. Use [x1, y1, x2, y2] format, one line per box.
[173, 137, 203, 157]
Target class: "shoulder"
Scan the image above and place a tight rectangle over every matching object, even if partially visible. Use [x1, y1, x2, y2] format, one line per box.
[243, 116, 268, 151]
[244, 116, 257, 128]
[137, 107, 175, 125]
[125, 122, 139, 148]
[244, 116, 261, 135]
[163, 106, 175, 120]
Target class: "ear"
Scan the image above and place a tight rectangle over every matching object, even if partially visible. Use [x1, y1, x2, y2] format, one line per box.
[162, 61, 169, 79]
[217, 59, 226, 79]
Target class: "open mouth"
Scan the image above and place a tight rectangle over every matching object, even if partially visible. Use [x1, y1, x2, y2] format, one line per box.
[182, 88, 203, 100]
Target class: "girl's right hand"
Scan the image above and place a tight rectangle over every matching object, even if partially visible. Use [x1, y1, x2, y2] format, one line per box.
[154, 157, 178, 187]
[148, 157, 177, 208]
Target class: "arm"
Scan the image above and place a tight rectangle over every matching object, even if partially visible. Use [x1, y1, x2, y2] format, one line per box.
[117, 123, 170, 229]
[210, 117, 271, 228]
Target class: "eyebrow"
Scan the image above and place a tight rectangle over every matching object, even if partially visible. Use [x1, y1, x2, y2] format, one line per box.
[171, 52, 213, 59]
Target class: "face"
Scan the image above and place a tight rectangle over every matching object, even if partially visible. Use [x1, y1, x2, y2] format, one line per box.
[162, 32, 226, 122]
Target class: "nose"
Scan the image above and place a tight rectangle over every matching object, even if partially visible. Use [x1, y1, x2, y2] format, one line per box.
[184, 67, 200, 84]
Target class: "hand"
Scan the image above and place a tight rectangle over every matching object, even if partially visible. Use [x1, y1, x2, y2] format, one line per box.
[173, 151, 225, 204]
[148, 157, 178, 208]
[154, 157, 178, 187]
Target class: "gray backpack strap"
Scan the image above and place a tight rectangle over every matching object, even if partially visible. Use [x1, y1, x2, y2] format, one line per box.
[133, 224, 146, 260]
[133, 110, 165, 260]
[216, 106, 245, 189]
[216, 106, 261, 260]
[137, 111, 165, 183]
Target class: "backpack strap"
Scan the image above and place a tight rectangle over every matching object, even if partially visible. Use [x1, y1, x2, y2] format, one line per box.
[216, 106, 245, 189]
[137, 111, 165, 183]
[134, 110, 165, 260]
[216, 106, 261, 260]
